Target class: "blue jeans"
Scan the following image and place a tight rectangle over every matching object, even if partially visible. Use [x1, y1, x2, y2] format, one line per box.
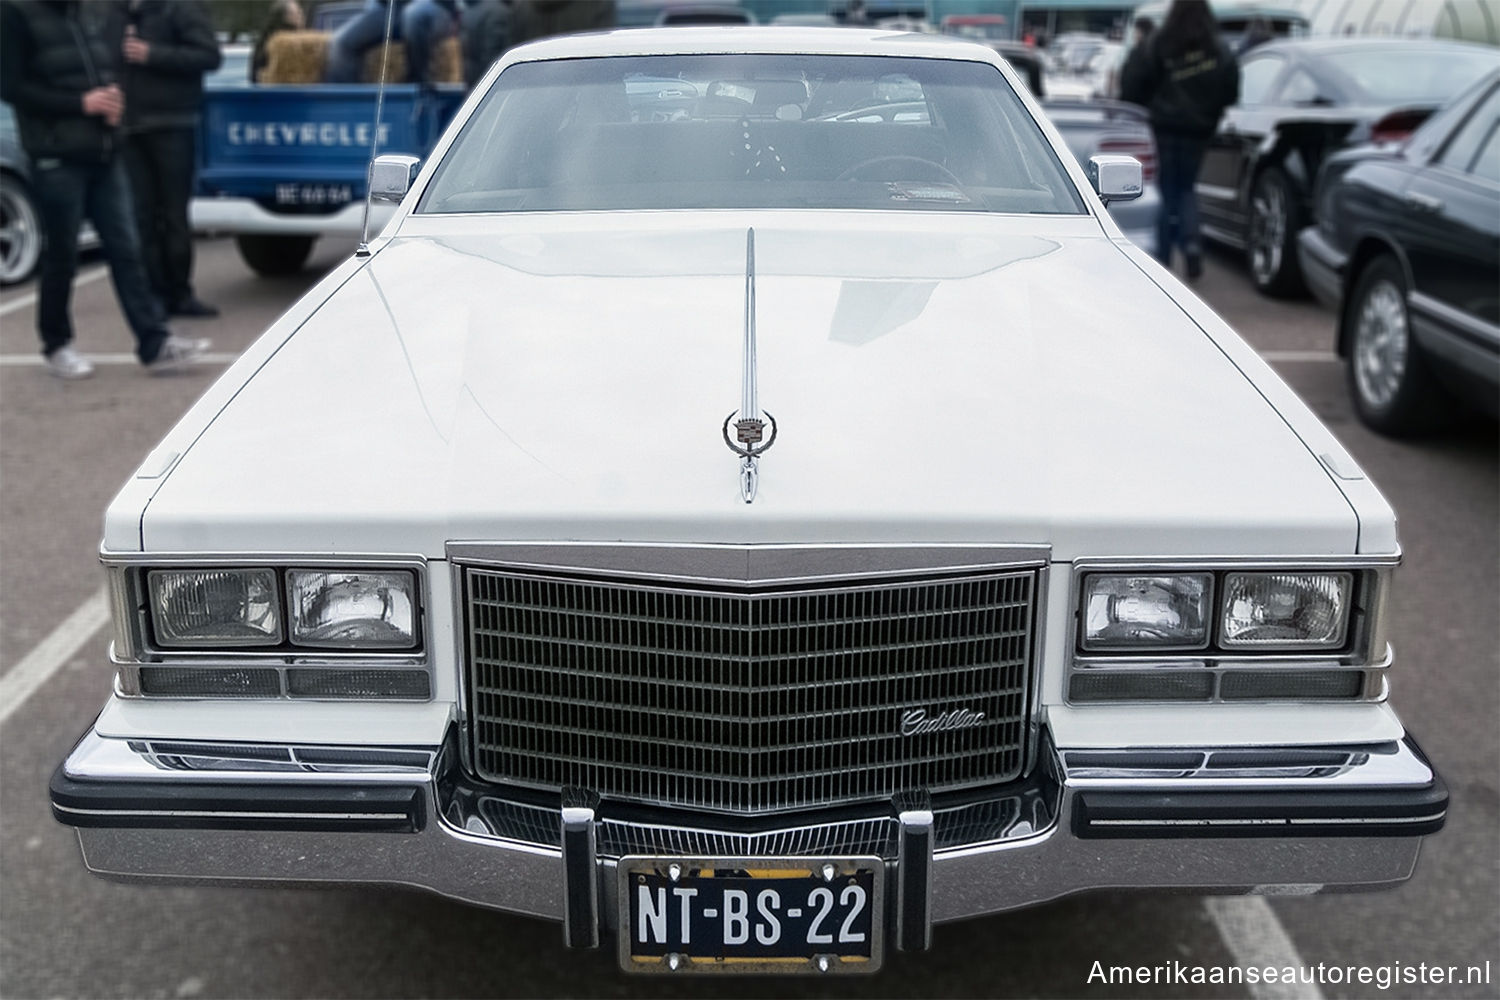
[31, 156, 169, 362]
[325, 0, 455, 84]
[1153, 132, 1208, 267]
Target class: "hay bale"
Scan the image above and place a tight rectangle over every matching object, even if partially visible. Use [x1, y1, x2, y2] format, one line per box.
[261, 30, 331, 84]
[260, 29, 461, 85]
[431, 36, 462, 84]
[361, 37, 462, 83]
[361, 40, 408, 83]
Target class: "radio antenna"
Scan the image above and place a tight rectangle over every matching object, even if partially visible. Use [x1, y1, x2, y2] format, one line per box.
[355, 0, 399, 258]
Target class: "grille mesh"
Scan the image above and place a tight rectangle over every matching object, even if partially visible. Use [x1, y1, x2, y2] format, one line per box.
[465, 566, 1036, 813]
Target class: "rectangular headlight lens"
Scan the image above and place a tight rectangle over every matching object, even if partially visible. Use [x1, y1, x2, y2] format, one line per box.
[1221, 572, 1352, 648]
[1082, 574, 1211, 649]
[287, 570, 417, 649]
[148, 568, 281, 647]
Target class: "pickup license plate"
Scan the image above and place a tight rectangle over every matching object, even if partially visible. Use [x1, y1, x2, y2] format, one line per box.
[618, 857, 883, 974]
[274, 183, 353, 207]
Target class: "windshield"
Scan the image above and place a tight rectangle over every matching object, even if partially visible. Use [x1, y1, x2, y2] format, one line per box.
[1327, 48, 1500, 105]
[418, 54, 1086, 216]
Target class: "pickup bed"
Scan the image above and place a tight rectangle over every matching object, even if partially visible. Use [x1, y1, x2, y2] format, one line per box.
[192, 83, 464, 275]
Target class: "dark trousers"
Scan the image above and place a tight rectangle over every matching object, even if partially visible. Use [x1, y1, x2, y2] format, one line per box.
[122, 126, 198, 309]
[32, 157, 169, 362]
[1153, 132, 1208, 266]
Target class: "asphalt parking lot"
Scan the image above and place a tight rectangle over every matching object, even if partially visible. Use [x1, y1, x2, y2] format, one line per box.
[0, 235, 1495, 998]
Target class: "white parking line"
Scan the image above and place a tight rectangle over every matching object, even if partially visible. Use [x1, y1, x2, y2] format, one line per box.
[0, 265, 111, 317]
[0, 352, 237, 367]
[1262, 351, 1339, 363]
[1204, 896, 1325, 1000]
[0, 589, 109, 728]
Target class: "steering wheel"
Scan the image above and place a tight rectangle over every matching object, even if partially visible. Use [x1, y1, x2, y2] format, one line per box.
[835, 155, 963, 185]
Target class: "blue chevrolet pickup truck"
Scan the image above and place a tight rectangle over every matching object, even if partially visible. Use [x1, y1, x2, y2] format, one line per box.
[192, 82, 465, 275]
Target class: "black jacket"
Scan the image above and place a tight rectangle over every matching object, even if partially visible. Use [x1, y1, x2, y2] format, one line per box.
[0, 0, 123, 162]
[463, 0, 511, 89]
[1120, 34, 1240, 139]
[120, 0, 220, 131]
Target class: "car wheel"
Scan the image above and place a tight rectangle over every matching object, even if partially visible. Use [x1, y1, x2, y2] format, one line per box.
[1344, 255, 1450, 436]
[1247, 167, 1304, 297]
[236, 234, 315, 277]
[0, 172, 42, 285]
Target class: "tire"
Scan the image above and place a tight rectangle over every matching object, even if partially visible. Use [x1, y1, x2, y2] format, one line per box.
[1246, 167, 1305, 297]
[0, 172, 42, 285]
[235, 234, 315, 277]
[1343, 255, 1451, 436]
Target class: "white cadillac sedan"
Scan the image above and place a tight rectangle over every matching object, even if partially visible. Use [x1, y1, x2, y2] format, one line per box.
[52, 28, 1445, 976]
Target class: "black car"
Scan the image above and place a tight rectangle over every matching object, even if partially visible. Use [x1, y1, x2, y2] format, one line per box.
[1197, 37, 1498, 296]
[1298, 69, 1499, 436]
[0, 101, 42, 285]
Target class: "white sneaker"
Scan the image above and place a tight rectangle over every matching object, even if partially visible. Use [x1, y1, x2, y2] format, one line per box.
[45, 345, 96, 380]
[146, 334, 212, 375]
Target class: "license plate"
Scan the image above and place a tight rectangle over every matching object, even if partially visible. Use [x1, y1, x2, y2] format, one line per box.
[618, 856, 884, 974]
[273, 183, 353, 207]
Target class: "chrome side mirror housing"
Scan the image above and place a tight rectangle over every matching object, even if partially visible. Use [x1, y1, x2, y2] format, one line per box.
[1087, 154, 1143, 205]
[369, 154, 422, 204]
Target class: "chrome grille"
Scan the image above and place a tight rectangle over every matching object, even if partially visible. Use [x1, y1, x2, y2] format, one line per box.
[471, 794, 1031, 859]
[464, 566, 1037, 813]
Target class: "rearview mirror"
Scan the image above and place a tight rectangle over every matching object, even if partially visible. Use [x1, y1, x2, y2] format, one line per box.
[369, 154, 422, 204]
[1087, 154, 1143, 205]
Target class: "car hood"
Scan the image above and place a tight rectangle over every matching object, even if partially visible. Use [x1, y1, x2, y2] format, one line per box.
[143, 214, 1355, 557]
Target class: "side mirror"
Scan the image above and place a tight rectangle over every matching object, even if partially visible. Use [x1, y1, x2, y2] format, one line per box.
[1087, 154, 1143, 205]
[369, 154, 422, 204]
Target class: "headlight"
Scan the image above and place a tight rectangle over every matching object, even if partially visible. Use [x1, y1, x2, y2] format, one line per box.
[1081, 574, 1211, 650]
[287, 570, 417, 648]
[148, 568, 281, 647]
[1220, 572, 1352, 649]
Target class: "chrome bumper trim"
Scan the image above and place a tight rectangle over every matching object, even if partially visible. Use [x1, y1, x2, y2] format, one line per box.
[55, 726, 1443, 929]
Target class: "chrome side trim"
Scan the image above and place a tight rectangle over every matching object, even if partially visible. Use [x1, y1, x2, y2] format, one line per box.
[1408, 291, 1500, 350]
[1059, 740, 1429, 790]
[56, 805, 412, 822]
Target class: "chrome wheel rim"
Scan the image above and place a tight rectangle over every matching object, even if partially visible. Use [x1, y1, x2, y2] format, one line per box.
[0, 182, 40, 284]
[1249, 180, 1285, 284]
[1353, 278, 1408, 409]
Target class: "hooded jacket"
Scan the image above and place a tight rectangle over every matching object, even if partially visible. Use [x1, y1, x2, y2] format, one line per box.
[1120, 33, 1240, 139]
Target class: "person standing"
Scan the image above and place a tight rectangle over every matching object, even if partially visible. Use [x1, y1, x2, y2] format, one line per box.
[251, 0, 305, 83]
[325, 0, 459, 86]
[0, 0, 209, 378]
[120, 0, 221, 317]
[1109, 15, 1152, 98]
[401, 0, 460, 88]
[324, 0, 407, 83]
[507, 1, 613, 48]
[1121, 0, 1238, 280]
[462, 0, 510, 90]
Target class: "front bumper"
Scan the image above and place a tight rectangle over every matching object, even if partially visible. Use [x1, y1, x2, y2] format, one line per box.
[1297, 225, 1347, 313]
[52, 724, 1445, 941]
[190, 196, 392, 236]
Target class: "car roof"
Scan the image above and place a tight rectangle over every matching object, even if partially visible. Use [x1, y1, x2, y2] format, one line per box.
[1249, 36, 1500, 58]
[501, 25, 1000, 64]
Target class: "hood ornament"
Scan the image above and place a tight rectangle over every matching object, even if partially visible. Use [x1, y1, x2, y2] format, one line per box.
[723, 228, 776, 503]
